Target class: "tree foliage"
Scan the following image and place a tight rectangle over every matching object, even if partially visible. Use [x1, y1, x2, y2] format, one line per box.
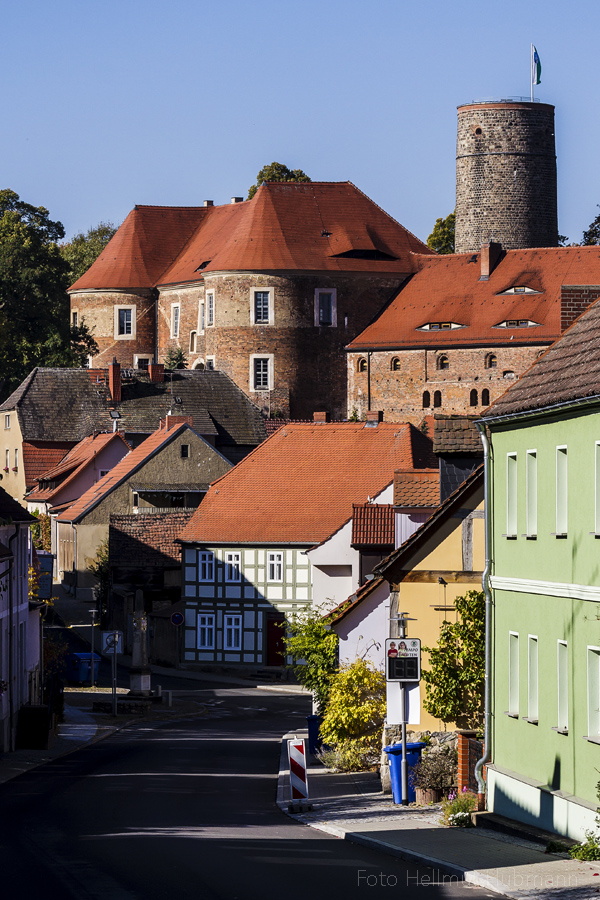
[247, 162, 311, 200]
[0, 189, 98, 399]
[60, 221, 117, 284]
[282, 606, 338, 714]
[319, 658, 386, 758]
[88, 538, 110, 612]
[427, 211, 455, 254]
[582, 206, 600, 246]
[164, 346, 188, 370]
[422, 590, 485, 728]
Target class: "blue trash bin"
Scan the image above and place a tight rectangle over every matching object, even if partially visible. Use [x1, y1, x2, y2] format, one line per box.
[383, 741, 427, 804]
[67, 652, 101, 683]
[306, 715, 323, 754]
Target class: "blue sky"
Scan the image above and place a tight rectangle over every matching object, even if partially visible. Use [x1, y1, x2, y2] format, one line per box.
[4, 0, 599, 244]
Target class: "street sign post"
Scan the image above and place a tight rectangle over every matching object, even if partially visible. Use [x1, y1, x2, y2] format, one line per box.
[101, 630, 123, 716]
[170, 612, 184, 626]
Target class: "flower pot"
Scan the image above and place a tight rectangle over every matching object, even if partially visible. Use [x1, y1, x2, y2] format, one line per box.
[416, 787, 444, 805]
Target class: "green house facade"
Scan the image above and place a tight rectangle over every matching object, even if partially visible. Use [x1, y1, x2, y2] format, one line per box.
[483, 299, 600, 840]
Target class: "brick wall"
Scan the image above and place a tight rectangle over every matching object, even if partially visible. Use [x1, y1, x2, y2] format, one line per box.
[560, 286, 600, 332]
[70, 290, 156, 367]
[347, 344, 545, 425]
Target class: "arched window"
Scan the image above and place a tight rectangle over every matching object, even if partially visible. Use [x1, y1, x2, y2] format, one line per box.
[433, 390, 442, 408]
[358, 358, 367, 373]
[481, 388, 490, 406]
[189, 331, 197, 353]
[470, 389, 478, 407]
[486, 353, 497, 369]
[391, 357, 401, 371]
[437, 355, 449, 370]
[422, 391, 431, 408]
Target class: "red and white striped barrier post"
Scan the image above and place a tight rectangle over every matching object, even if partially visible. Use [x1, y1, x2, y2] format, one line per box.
[287, 737, 309, 802]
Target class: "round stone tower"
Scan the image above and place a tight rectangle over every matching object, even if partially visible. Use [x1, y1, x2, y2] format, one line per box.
[455, 100, 558, 253]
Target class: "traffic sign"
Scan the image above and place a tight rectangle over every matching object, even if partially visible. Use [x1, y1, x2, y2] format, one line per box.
[386, 637, 421, 682]
[170, 612, 184, 626]
[101, 630, 123, 654]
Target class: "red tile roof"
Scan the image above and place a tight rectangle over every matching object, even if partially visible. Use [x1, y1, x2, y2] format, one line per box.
[325, 576, 385, 625]
[351, 504, 394, 547]
[433, 415, 483, 455]
[56, 423, 193, 523]
[180, 421, 432, 545]
[109, 512, 194, 567]
[393, 470, 440, 506]
[28, 432, 130, 502]
[347, 246, 600, 351]
[22, 442, 75, 491]
[70, 183, 433, 292]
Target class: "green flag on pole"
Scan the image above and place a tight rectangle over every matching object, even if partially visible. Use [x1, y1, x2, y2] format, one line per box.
[533, 46, 541, 86]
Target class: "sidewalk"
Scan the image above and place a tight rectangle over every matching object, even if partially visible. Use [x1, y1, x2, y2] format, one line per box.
[277, 731, 600, 899]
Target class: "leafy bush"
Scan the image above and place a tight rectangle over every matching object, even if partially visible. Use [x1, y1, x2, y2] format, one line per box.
[282, 607, 338, 714]
[569, 832, 600, 860]
[319, 658, 386, 760]
[441, 787, 477, 826]
[410, 744, 457, 792]
[318, 741, 377, 773]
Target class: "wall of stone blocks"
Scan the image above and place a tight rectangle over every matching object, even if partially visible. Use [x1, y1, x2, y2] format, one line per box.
[70, 290, 156, 367]
[347, 345, 546, 425]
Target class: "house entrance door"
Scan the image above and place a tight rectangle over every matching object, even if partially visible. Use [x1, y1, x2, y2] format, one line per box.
[266, 614, 286, 666]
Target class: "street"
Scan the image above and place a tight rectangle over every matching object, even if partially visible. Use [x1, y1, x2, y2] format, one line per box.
[0, 687, 495, 899]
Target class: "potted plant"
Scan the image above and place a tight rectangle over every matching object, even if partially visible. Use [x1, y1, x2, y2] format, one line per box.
[410, 744, 457, 805]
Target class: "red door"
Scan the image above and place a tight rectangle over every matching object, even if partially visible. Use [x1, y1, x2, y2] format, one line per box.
[266, 615, 286, 666]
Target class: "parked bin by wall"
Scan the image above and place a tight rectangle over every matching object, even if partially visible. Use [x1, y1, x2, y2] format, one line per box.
[306, 715, 323, 755]
[383, 741, 427, 804]
[66, 652, 101, 683]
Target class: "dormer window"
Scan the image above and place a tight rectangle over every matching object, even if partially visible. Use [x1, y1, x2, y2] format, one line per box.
[494, 319, 539, 328]
[417, 322, 465, 331]
[498, 285, 539, 295]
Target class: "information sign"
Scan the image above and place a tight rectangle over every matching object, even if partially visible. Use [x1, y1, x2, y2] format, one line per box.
[101, 630, 123, 655]
[385, 637, 421, 682]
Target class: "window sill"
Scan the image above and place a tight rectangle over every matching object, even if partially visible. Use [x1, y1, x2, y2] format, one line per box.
[504, 711, 519, 718]
[522, 717, 538, 725]
[502, 535, 518, 540]
[551, 726, 568, 735]
[590, 533, 600, 539]
[522, 534, 537, 540]
[552, 534, 568, 539]
[583, 736, 600, 745]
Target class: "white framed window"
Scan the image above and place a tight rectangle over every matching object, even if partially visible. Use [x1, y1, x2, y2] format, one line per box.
[556, 446, 568, 535]
[4, 415, 9, 430]
[224, 614, 242, 650]
[527, 635, 538, 722]
[587, 647, 600, 738]
[250, 288, 273, 325]
[557, 640, 568, 732]
[526, 450, 537, 537]
[4, 449, 8, 470]
[180, 444, 190, 459]
[72, 310, 79, 327]
[132, 492, 139, 507]
[199, 551, 215, 582]
[199, 301, 205, 333]
[225, 552, 241, 583]
[506, 452, 517, 537]
[114, 305, 136, 339]
[267, 551, 283, 582]
[189, 331, 197, 353]
[197, 613, 215, 650]
[171, 304, 180, 338]
[250, 354, 273, 392]
[99, 469, 109, 478]
[13, 448, 18, 470]
[206, 292, 215, 326]
[508, 632, 519, 717]
[206, 356, 215, 371]
[314, 288, 337, 327]
[134, 355, 151, 371]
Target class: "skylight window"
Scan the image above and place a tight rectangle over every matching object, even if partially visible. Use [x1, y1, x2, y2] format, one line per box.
[417, 322, 465, 331]
[494, 319, 540, 328]
[498, 285, 539, 295]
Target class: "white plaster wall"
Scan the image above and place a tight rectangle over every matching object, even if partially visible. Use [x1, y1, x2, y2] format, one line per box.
[334, 579, 389, 669]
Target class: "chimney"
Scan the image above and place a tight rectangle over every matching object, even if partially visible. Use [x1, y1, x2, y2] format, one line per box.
[203, 200, 214, 207]
[164, 414, 193, 431]
[230, 197, 244, 204]
[479, 241, 503, 281]
[313, 411, 330, 423]
[108, 358, 121, 403]
[365, 410, 383, 427]
[149, 362, 164, 383]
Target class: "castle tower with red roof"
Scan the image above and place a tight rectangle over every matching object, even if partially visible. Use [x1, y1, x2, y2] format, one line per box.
[455, 100, 559, 253]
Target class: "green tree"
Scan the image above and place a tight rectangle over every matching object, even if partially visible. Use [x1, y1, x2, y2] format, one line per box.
[247, 162, 311, 200]
[164, 346, 188, 370]
[60, 221, 118, 284]
[319, 658, 386, 762]
[583, 207, 600, 246]
[0, 189, 98, 399]
[427, 211, 455, 254]
[88, 538, 110, 614]
[422, 589, 485, 728]
[282, 606, 338, 714]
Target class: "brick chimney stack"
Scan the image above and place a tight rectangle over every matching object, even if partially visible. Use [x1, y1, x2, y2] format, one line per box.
[108, 358, 121, 403]
[149, 363, 165, 383]
[313, 411, 330, 423]
[479, 242, 503, 281]
[365, 410, 383, 425]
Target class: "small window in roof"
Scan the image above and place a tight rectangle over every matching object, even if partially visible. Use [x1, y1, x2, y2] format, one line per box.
[494, 319, 539, 329]
[332, 249, 397, 261]
[498, 285, 538, 295]
[195, 260, 211, 271]
[417, 322, 465, 331]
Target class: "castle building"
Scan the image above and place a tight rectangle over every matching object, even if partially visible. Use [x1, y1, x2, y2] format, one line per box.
[346, 243, 600, 424]
[69, 182, 432, 421]
[455, 100, 558, 253]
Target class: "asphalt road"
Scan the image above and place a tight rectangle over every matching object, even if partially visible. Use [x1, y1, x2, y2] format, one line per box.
[0, 688, 495, 900]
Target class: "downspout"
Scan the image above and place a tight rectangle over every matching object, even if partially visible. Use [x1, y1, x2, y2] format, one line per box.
[474, 421, 492, 809]
[367, 352, 372, 412]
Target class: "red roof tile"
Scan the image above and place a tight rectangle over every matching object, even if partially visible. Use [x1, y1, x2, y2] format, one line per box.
[393, 470, 440, 506]
[70, 183, 433, 293]
[325, 576, 385, 625]
[22, 442, 75, 491]
[28, 432, 130, 502]
[347, 246, 600, 351]
[351, 504, 394, 547]
[180, 421, 431, 545]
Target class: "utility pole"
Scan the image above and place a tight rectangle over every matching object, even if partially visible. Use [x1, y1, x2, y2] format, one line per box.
[398, 611, 409, 806]
[89, 607, 96, 688]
